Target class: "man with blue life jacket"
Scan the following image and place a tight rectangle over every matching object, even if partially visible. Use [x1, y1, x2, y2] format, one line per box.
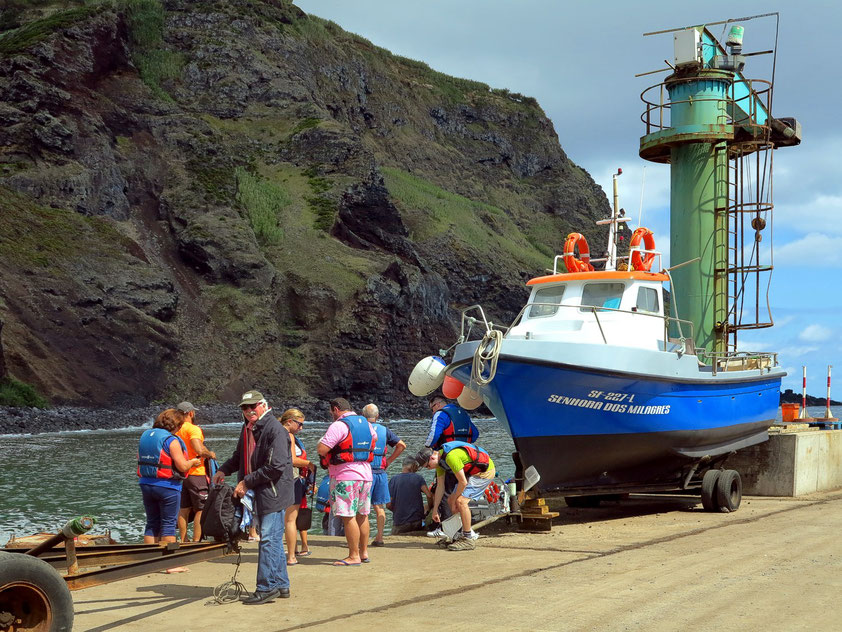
[213, 390, 293, 605]
[415, 441, 495, 542]
[361, 403, 406, 547]
[317, 397, 377, 566]
[424, 394, 479, 537]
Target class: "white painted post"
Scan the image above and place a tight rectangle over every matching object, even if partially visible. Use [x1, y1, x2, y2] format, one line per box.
[798, 366, 808, 419]
[825, 365, 833, 419]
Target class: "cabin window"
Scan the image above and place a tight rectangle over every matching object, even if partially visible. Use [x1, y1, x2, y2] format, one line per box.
[528, 285, 566, 318]
[580, 283, 624, 312]
[636, 287, 660, 314]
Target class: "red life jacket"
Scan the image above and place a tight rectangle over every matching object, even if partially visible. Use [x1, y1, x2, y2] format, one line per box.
[328, 415, 376, 466]
[440, 441, 490, 477]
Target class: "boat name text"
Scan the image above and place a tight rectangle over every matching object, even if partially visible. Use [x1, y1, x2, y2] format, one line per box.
[547, 392, 670, 415]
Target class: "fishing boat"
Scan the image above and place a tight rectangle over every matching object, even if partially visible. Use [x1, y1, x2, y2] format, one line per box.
[410, 17, 801, 511]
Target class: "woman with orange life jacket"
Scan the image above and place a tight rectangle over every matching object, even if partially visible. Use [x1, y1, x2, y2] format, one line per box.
[414, 440, 496, 543]
[317, 397, 378, 566]
[280, 408, 316, 566]
[137, 408, 201, 544]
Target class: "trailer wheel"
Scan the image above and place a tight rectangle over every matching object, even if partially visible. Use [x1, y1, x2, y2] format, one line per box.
[0, 552, 74, 632]
[701, 469, 721, 512]
[715, 469, 742, 513]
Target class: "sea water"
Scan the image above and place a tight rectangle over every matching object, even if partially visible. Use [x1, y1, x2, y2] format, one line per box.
[0, 417, 516, 544]
[2, 407, 838, 544]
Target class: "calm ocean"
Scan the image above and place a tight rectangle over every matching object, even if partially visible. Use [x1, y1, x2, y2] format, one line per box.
[0, 416, 517, 544]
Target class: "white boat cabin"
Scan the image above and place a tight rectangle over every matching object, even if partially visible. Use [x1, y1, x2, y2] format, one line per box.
[507, 270, 672, 351]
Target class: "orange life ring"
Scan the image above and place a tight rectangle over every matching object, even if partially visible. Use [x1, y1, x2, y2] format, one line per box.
[563, 233, 594, 273]
[629, 227, 656, 271]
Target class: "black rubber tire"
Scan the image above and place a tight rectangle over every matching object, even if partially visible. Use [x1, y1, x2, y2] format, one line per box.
[701, 469, 721, 512]
[0, 551, 74, 632]
[565, 495, 602, 508]
[715, 469, 742, 513]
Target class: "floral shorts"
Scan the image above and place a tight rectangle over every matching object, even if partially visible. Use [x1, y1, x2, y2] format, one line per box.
[329, 480, 372, 517]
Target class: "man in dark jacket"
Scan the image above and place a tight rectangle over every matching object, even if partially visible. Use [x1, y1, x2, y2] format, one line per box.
[213, 389, 293, 605]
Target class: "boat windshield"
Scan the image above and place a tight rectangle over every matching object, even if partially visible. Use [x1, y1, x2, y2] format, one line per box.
[580, 283, 624, 312]
[636, 286, 660, 314]
[528, 284, 565, 318]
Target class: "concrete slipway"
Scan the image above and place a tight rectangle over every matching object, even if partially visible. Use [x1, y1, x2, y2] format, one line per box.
[72, 489, 842, 632]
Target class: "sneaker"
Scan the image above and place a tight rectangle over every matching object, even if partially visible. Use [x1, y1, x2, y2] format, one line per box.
[426, 527, 445, 538]
[453, 529, 479, 541]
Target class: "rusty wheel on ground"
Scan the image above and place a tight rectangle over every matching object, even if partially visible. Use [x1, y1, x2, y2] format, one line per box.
[701, 469, 721, 512]
[0, 552, 73, 632]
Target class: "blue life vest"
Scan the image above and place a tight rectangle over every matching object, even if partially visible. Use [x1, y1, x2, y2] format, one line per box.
[435, 404, 475, 448]
[137, 429, 187, 481]
[371, 424, 389, 470]
[329, 415, 375, 465]
[316, 476, 331, 512]
[440, 441, 490, 476]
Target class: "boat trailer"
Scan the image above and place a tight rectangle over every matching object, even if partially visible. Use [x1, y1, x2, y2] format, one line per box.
[0, 517, 232, 632]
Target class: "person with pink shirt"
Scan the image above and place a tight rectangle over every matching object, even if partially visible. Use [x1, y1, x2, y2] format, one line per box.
[317, 397, 376, 566]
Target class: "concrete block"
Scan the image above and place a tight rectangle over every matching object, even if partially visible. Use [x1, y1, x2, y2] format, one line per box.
[728, 430, 842, 496]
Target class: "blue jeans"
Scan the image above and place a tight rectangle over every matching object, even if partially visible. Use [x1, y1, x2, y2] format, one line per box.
[255, 509, 289, 593]
[140, 483, 181, 537]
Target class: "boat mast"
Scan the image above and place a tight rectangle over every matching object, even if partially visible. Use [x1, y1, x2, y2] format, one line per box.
[596, 168, 629, 272]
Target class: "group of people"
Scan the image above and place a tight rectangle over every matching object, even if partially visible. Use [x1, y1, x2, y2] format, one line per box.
[137, 389, 495, 605]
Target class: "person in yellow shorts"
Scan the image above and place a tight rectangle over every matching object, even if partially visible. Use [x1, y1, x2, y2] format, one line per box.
[413, 441, 495, 542]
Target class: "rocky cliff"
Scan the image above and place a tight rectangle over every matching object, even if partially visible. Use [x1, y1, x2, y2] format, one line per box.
[0, 0, 610, 414]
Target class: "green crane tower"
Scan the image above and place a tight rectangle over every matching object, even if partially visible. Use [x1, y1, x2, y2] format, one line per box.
[638, 19, 800, 357]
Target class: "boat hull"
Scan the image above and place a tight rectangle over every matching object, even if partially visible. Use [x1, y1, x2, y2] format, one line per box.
[450, 351, 781, 493]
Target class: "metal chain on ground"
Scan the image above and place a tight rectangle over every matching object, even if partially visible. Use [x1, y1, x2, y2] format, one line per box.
[212, 550, 247, 604]
[471, 328, 503, 386]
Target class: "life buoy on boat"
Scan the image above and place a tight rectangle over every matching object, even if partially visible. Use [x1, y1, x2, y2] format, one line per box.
[563, 233, 594, 272]
[629, 227, 656, 271]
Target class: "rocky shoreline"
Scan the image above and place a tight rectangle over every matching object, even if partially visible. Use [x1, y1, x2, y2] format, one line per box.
[0, 399, 429, 435]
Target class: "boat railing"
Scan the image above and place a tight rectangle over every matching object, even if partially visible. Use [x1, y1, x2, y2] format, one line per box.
[461, 302, 696, 353]
[697, 349, 780, 375]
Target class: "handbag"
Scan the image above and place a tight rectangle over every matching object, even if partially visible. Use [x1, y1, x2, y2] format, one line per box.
[296, 480, 314, 531]
[296, 506, 312, 531]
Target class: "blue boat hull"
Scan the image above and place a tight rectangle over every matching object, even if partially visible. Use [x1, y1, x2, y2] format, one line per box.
[450, 356, 781, 493]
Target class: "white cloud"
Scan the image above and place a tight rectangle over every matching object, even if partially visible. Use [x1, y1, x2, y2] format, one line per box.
[776, 234, 842, 267]
[779, 345, 818, 360]
[799, 323, 833, 342]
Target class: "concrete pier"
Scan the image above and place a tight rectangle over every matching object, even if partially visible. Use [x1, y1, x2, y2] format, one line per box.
[72, 490, 842, 631]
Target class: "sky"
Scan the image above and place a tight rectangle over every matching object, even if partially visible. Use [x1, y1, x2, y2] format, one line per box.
[295, 0, 841, 395]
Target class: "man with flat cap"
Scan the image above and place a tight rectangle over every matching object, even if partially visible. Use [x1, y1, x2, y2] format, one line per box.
[214, 390, 293, 604]
[175, 401, 215, 542]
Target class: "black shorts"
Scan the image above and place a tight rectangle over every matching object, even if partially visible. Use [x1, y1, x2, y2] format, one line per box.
[180, 475, 209, 512]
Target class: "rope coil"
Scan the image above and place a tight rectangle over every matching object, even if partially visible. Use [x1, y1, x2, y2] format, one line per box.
[471, 329, 502, 386]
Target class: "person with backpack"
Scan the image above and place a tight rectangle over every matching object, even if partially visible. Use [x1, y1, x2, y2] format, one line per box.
[213, 390, 293, 605]
[137, 408, 201, 544]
